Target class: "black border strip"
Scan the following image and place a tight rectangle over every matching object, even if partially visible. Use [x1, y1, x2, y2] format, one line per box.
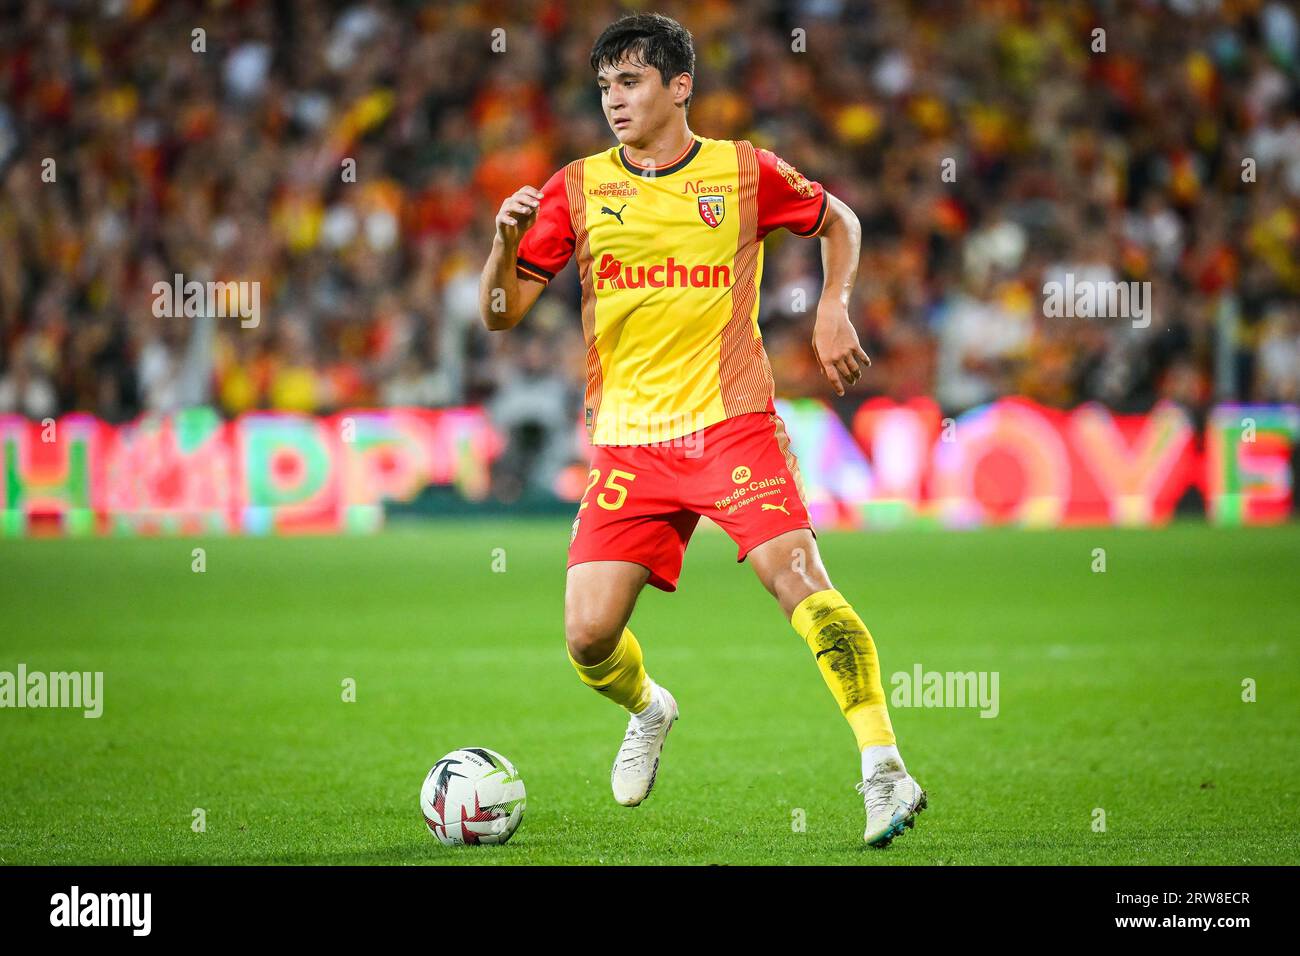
[4, 865, 1281, 938]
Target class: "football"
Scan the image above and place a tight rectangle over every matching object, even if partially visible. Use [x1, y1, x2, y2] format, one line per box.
[420, 747, 526, 846]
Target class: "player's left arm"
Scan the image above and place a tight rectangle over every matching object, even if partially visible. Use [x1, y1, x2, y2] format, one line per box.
[754, 147, 870, 397]
[811, 193, 869, 396]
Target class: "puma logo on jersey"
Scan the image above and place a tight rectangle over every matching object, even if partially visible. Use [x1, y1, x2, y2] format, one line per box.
[761, 497, 790, 515]
[600, 204, 627, 224]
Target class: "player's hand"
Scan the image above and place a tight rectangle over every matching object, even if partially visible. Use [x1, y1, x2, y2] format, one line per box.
[495, 186, 543, 247]
[812, 305, 871, 397]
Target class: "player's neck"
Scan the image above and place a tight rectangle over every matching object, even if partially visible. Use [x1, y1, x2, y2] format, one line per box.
[620, 124, 695, 169]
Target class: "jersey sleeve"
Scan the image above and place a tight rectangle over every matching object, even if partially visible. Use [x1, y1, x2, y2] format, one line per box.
[755, 148, 829, 241]
[515, 166, 575, 284]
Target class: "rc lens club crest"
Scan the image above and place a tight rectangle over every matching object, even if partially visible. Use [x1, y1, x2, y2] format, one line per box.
[698, 194, 725, 228]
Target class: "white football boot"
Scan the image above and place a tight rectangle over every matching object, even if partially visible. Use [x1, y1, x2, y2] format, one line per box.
[857, 759, 927, 847]
[610, 681, 678, 807]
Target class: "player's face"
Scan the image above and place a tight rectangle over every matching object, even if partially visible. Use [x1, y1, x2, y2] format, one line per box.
[597, 59, 680, 147]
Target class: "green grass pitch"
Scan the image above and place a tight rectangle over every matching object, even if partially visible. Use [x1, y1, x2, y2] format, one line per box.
[1, 520, 1297, 865]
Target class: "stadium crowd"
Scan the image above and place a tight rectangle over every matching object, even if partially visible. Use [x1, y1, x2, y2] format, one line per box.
[1, 0, 1298, 494]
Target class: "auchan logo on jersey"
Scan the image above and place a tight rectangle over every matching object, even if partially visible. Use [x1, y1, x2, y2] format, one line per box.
[594, 254, 732, 291]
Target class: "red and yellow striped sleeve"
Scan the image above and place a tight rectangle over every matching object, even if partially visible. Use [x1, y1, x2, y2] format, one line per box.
[515, 166, 575, 284]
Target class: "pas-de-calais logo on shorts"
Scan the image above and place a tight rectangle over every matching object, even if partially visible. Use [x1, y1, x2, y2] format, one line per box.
[731, 465, 751, 483]
[571, 516, 581, 544]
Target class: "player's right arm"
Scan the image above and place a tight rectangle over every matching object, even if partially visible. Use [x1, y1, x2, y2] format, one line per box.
[479, 187, 546, 331]
[478, 167, 576, 331]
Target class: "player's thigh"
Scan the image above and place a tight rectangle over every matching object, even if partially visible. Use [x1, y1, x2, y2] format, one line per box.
[682, 411, 834, 617]
[564, 560, 651, 664]
[569, 444, 697, 597]
[745, 527, 833, 618]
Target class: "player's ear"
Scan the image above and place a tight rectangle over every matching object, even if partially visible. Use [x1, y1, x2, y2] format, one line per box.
[672, 72, 692, 109]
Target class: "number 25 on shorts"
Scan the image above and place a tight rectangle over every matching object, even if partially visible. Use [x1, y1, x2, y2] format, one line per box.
[580, 469, 636, 511]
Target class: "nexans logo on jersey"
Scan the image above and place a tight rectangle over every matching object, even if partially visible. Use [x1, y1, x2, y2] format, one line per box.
[515, 134, 829, 446]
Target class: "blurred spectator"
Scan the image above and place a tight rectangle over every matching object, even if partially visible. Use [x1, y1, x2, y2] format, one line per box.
[0, 0, 1296, 459]
[1258, 301, 1300, 402]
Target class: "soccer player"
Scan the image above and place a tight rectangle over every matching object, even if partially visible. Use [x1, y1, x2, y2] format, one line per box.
[478, 13, 926, 846]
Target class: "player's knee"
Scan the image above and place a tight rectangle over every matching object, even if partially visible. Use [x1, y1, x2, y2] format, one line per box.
[564, 605, 623, 665]
[770, 564, 833, 617]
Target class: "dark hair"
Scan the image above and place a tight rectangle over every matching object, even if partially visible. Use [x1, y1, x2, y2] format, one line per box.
[590, 13, 695, 110]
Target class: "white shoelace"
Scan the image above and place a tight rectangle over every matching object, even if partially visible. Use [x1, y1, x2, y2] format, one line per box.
[856, 773, 902, 817]
[615, 713, 665, 770]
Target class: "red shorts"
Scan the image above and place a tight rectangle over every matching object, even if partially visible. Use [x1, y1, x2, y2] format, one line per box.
[568, 411, 814, 591]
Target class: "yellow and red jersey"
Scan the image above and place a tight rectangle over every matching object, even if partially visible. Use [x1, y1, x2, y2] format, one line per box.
[515, 134, 829, 445]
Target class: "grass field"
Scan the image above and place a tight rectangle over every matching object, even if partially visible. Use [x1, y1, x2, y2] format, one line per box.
[1, 520, 1297, 865]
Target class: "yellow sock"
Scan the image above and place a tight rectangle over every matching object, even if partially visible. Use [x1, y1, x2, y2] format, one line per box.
[791, 588, 896, 750]
[568, 627, 653, 714]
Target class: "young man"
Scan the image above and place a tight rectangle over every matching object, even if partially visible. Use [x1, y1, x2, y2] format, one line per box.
[478, 12, 926, 846]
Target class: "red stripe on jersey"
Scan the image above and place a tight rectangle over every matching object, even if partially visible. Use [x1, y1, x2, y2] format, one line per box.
[718, 141, 775, 418]
[566, 159, 604, 439]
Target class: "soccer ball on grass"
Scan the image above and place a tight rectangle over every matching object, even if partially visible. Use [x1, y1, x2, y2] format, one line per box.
[421, 747, 525, 846]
